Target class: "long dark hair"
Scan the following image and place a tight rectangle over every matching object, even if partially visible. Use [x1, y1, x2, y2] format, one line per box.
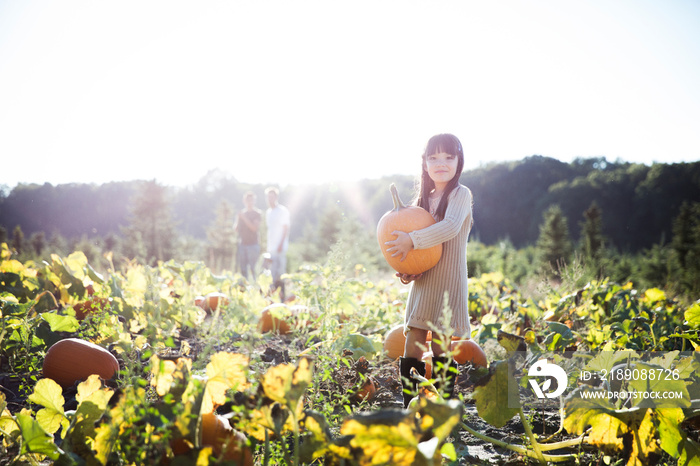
[415, 133, 465, 220]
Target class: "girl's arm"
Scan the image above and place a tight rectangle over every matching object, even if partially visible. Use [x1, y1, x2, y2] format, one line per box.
[409, 186, 472, 250]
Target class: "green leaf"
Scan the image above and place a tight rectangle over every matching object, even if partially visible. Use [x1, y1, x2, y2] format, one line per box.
[335, 333, 379, 360]
[585, 350, 638, 374]
[28, 379, 67, 435]
[41, 313, 80, 333]
[685, 302, 700, 329]
[16, 413, 61, 460]
[496, 329, 526, 356]
[656, 408, 685, 458]
[86, 263, 105, 284]
[680, 437, 700, 466]
[440, 441, 457, 461]
[644, 287, 666, 303]
[628, 363, 690, 409]
[472, 360, 520, 428]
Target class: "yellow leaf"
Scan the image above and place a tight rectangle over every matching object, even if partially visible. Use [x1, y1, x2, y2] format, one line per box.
[150, 356, 192, 397]
[644, 287, 666, 303]
[77, 375, 114, 408]
[201, 352, 249, 414]
[28, 379, 66, 435]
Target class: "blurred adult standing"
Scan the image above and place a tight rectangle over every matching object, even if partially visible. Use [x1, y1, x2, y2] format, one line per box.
[265, 187, 290, 301]
[236, 191, 262, 281]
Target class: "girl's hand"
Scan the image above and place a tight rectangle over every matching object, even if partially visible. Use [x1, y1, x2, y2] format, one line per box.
[384, 230, 414, 261]
[396, 272, 423, 284]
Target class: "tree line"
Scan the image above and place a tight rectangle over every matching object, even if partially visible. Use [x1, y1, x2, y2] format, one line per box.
[1, 157, 699, 298]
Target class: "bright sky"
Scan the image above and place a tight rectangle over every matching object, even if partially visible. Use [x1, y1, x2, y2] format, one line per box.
[1, 0, 699, 190]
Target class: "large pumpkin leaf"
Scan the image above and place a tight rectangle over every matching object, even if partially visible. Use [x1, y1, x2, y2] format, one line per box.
[201, 352, 249, 414]
[472, 360, 520, 428]
[341, 413, 419, 465]
[28, 378, 68, 435]
[150, 355, 192, 398]
[685, 302, 700, 329]
[564, 387, 676, 465]
[16, 412, 61, 460]
[338, 398, 461, 466]
[628, 363, 690, 409]
[41, 312, 79, 333]
[260, 358, 311, 411]
[0, 392, 20, 439]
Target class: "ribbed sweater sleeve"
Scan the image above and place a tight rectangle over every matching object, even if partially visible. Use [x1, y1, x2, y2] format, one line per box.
[408, 186, 472, 250]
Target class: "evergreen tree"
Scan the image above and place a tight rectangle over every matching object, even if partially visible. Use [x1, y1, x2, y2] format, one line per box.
[12, 225, 24, 256]
[672, 202, 696, 269]
[671, 202, 700, 294]
[123, 180, 177, 265]
[206, 200, 237, 273]
[580, 201, 605, 265]
[536, 205, 573, 276]
[317, 204, 343, 256]
[29, 231, 46, 257]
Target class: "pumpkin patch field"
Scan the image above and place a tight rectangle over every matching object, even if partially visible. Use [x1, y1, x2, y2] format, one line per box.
[2, 245, 700, 465]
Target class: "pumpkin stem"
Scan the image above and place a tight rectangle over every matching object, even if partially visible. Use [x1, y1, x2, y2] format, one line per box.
[389, 183, 406, 211]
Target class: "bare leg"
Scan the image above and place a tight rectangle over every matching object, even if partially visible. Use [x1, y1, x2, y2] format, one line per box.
[430, 333, 449, 357]
[403, 327, 429, 359]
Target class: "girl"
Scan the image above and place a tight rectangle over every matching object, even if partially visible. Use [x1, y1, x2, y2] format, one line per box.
[384, 133, 473, 407]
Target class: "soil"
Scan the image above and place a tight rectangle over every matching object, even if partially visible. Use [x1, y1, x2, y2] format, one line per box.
[0, 329, 590, 465]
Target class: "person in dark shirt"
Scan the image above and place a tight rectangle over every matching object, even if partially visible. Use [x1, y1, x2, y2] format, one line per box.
[236, 191, 262, 281]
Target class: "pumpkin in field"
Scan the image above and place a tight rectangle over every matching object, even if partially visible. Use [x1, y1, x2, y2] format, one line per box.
[72, 296, 112, 320]
[383, 324, 406, 359]
[259, 304, 316, 334]
[258, 303, 293, 334]
[43, 338, 120, 388]
[450, 339, 488, 367]
[201, 412, 253, 465]
[384, 324, 487, 369]
[376, 183, 442, 275]
[353, 376, 377, 402]
[196, 292, 229, 313]
[422, 351, 433, 379]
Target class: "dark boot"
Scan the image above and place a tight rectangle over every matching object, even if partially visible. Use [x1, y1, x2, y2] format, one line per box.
[432, 356, 459, 400]
[399, 357, 426, 408]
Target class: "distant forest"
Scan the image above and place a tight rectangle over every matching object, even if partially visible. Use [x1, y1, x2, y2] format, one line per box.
[2, 156, 699, 253]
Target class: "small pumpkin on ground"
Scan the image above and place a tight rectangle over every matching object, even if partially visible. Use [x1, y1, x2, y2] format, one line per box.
[353, 376, 377, 402]
[43, 338, 120, 388]
[383, 323, 488, 368]
[201, 412, 254, 465]
[258, 304, 316, 334]
[196, 292, 229, 313]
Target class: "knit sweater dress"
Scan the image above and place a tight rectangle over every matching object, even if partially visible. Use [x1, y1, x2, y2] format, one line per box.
[405, 184, 473, 336]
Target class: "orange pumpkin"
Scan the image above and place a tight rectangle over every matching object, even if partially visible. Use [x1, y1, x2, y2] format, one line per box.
[201, 413, 253, 465]
[196, 292, 229, 313]
[376, 184, 442, 275]
[450, 340, 488, 367]
[422, 351, 433, 379]
[383, 324, 406, 359]
[354, 376, 377, 402]
[43, 338, 120, 387]
[258, 304, 293, 334]
[72, 296, 112, 320]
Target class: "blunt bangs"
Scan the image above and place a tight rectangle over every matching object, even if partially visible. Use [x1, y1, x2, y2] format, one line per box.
[424, 133, 462, 158]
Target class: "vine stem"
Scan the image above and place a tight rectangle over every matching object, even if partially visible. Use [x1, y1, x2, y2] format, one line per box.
[519, 407, 546, 465]
[459, 420, 584, 463]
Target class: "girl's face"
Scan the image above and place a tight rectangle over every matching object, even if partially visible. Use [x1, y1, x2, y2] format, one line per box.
[425, 152, 459, 187]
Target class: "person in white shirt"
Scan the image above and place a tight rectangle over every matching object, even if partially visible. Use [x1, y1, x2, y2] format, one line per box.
[265, 187, 290, 301]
